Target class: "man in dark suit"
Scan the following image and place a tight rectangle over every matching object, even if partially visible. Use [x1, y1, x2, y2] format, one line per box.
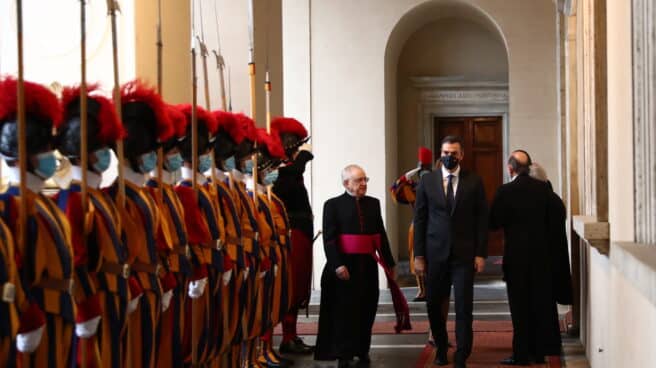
[414, 136, 489, 368]
[489, 151, 563, 365]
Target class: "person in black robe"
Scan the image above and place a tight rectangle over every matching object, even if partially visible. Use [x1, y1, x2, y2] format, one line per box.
[314, 164, 397, 368]
[529, 163, 573, 306]
[490, 151, 563, 366]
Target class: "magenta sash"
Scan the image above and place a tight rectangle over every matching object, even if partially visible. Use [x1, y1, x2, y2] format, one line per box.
[338, 234, 412, 333]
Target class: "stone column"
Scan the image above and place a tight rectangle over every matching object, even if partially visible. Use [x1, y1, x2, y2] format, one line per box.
[632, 0, 656, 245]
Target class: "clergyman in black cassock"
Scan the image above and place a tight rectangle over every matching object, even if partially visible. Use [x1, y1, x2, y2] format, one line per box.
[314, 165, 396, 365]
[490, 152, 562, 365]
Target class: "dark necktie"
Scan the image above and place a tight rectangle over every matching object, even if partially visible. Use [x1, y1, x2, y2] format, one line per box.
[446, 174, 455, 214]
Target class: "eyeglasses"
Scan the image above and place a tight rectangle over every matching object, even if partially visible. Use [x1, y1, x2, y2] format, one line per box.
[351, 176, 370, 184]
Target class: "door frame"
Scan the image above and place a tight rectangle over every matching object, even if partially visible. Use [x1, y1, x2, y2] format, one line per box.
[431, 113, 509, 182]
[411, 78, 510, 182]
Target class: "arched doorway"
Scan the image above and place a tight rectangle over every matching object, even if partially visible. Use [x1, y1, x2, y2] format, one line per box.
[384, 0, 509, 269]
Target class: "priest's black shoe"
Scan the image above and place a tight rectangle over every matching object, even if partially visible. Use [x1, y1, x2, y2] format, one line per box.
[454, 362, 467, 368]
[499, 356, 531, 365]
[433, 350, 448, 366]
[279, 337, 314, 354]
[356, 354, 371, 366]
[337, 358, 352, 368]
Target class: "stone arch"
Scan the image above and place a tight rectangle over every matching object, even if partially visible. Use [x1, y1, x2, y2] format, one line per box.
[384, 0, 510, 262]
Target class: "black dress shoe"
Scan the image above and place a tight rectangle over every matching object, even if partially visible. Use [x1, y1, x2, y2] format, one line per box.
[532, 355, 546, 364]
[356, 354, 371, 366]
[499, 356, 531, 365]
[433, 350, 448, 366]
[338, 358, 352, 368]
[412, 296, 427, 302]
[279, 337, 314, 355]
[454, 362, 466, 368]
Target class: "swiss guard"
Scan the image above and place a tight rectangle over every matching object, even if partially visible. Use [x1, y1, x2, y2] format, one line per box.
[208, 109, 245, 365]
[228, 113, 265, 366]
[252, 127, 292, 368]
[390, 146, 433, 302]
[56, 84, 128, 368]
[145, 104, 192, 368]
[112, 80, 172, 368]
[270, 117, 315, 355]
[0, 77, 75, 368]
[173, 103, 224, 365]
[211, 110, 253, 367]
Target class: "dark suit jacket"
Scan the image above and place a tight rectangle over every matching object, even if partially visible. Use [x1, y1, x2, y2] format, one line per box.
[413, 168, 488, 264]
[489, 174, 552, 268]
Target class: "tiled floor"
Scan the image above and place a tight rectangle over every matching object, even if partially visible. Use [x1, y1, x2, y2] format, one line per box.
[273, 277, 590, 368]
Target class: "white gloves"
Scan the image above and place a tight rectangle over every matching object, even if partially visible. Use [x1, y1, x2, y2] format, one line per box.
[127, 292, 142, 314]
[258, 270, 267, 279]
[161, 289, 174, 312]
[75, 316, 101, 338]
[243, 267, 250, 281]
[188, 277, 208, 299]
[404, 167, 421, 181]
[274, 265, 279, 277]
[222, 270, 233, 286]
[16, 325, 44, 353]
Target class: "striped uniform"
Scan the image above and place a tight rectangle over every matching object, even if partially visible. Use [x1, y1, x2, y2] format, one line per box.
[56, 183, 130, 368]
[108, 181, 162, 368]
[145, 178, 192, 368]
[0, 187, 76, 368]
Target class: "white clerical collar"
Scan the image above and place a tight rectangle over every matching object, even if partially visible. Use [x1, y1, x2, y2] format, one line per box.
[123, 165, 147, 186]
[5, 166, 46, 193]
[180, 166, 206, 184]
[511, 174, 518, 181]
[441, 164, 461, 178]
[71, 165, 103, 189]
[345, 190, 364, 199]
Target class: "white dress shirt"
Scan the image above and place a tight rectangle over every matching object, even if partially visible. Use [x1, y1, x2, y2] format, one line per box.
[441, 164, 461, 198]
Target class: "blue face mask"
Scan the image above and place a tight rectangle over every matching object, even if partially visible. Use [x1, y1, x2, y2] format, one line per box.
[198, 153, 212, 173]
[263, 170, 279, 186]
[138, 151, 157, 173]
[92, 148, 112, 173]
[242, 159, 254, 173]
[33, 151, 58, 179]
[224, 156, 236, 171]
[164, 152, 183, 172]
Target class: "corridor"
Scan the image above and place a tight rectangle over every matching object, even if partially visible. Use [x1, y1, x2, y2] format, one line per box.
[274, 259, 589, 367]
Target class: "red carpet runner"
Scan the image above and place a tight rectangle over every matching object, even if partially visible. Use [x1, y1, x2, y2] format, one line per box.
[413, 320, 563, 368]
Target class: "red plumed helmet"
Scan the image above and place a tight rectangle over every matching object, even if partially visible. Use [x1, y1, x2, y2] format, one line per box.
[120, 80, 173, 142]
[213, 110, 244, 143]
[255, 128, 285, 159]
[167, 104, 188, 140]
[60, 84, 126, 145]
[233, 113, 257, 142]
[175, 104, 219, 136]
[0, 76, 62, 128]
[212, 110, 237, 136]
[418, 146, 432, 165]
[271, 117, 307, 139]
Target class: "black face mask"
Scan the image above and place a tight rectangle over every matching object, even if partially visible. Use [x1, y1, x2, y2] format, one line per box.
[440, 155, 459, 170]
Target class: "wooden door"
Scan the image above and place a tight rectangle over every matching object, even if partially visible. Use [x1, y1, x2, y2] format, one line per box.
[434, 116, 505, 256]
